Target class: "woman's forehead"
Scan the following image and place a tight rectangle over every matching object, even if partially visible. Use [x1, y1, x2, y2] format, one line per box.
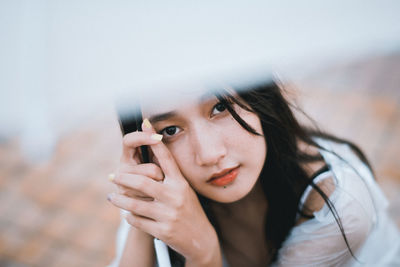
[140, 88, 216, 118]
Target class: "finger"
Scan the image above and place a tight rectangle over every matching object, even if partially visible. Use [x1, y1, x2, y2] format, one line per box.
[108, 193, 160, 220]
[142, 119, 182, 179]
[113, 173, 163, 199]
[125, 212, 161, 239]
[118, 163, 165, 181]
[117, 185, 154, 201]
[109, 173, 151, 199]
[121, 131, 163, 164]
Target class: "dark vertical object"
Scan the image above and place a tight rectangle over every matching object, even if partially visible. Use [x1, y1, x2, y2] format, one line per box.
[117, 103, 149, 163]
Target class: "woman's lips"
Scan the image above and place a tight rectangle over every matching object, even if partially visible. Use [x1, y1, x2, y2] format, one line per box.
[208, 166, 240, 186]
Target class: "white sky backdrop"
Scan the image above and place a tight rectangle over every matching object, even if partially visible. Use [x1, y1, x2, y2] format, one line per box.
[1, 0, 400, 161]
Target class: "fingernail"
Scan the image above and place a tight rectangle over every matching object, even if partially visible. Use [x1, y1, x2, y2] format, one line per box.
[151, 133, 163, 141]
[143, 118, 152, 129]
[108, 173, 115, 182]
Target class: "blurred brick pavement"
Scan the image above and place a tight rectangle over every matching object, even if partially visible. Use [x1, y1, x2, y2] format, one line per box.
[0, 123, 122, 266]
[0, 51, 399, 266]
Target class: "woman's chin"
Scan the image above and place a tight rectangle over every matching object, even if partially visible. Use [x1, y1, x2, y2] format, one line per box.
[202, 181, 256, 203]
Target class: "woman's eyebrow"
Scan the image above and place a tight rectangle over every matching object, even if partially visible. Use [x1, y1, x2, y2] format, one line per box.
[148, 111, 178, 124]
[147, 92, 217, 124]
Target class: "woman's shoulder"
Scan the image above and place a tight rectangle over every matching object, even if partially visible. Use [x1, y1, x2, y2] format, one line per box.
[297, 167, 373, 233]
[297, 137, 378, 227]
[297, 171, 336, 225]
[313, 136, 388, 215]
[295, 138, 383, 249]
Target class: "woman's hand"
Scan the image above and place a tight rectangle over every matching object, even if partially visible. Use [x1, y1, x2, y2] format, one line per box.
[108, 120, 222, 266]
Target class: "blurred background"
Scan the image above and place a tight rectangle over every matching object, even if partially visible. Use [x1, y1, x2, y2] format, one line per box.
[1, 1, 399, 266]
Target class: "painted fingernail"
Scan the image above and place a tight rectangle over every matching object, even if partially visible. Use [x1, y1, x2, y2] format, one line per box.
[108, 173, 115, 182]
[151, 133, 163, 141]
[143, 118, 152, 129]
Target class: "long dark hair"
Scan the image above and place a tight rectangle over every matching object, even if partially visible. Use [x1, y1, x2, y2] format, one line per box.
[166, 80, 372, 265]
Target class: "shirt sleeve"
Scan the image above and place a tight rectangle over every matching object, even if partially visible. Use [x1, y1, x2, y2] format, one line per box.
[107, 210, 131, 267]
[274, 169, 375, 267]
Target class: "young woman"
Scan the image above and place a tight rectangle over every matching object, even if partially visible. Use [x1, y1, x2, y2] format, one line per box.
[107, 80, 400, 266]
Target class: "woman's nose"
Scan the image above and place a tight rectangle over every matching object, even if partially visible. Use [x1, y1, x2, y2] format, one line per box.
[192, 127, 227, 166]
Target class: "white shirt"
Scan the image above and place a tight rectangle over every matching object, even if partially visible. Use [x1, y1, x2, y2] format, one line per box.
[274, 138, 400, 266]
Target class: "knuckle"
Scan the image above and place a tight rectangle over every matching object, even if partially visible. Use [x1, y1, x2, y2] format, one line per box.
[122, 135, 132, 147]
[149, 164, 162, 179]
[172, 195, 185, 210]
[149, 164, 159, 177]
[133, 177, 147, 190]
[168, 209, 179, 223]
[161, 224, 174, 241]
[118, 186, 127, 195]
[128, 216, 141, 228]
[133, 220, 142, 228]
[128, 200, 139, 211]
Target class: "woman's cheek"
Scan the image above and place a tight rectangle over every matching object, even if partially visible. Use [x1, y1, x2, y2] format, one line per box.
[165, 141, 194, 180]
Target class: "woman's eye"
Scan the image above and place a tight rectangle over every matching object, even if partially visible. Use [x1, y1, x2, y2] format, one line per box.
[211, 102, 227, 116]
[160, 126, 181, 137]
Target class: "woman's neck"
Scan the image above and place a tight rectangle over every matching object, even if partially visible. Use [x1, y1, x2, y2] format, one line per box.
[211, 180, 267, 216]
[209, 181, 270, 266]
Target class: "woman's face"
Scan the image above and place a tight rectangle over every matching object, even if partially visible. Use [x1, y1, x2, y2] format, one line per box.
[142, 91, 267, 203]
